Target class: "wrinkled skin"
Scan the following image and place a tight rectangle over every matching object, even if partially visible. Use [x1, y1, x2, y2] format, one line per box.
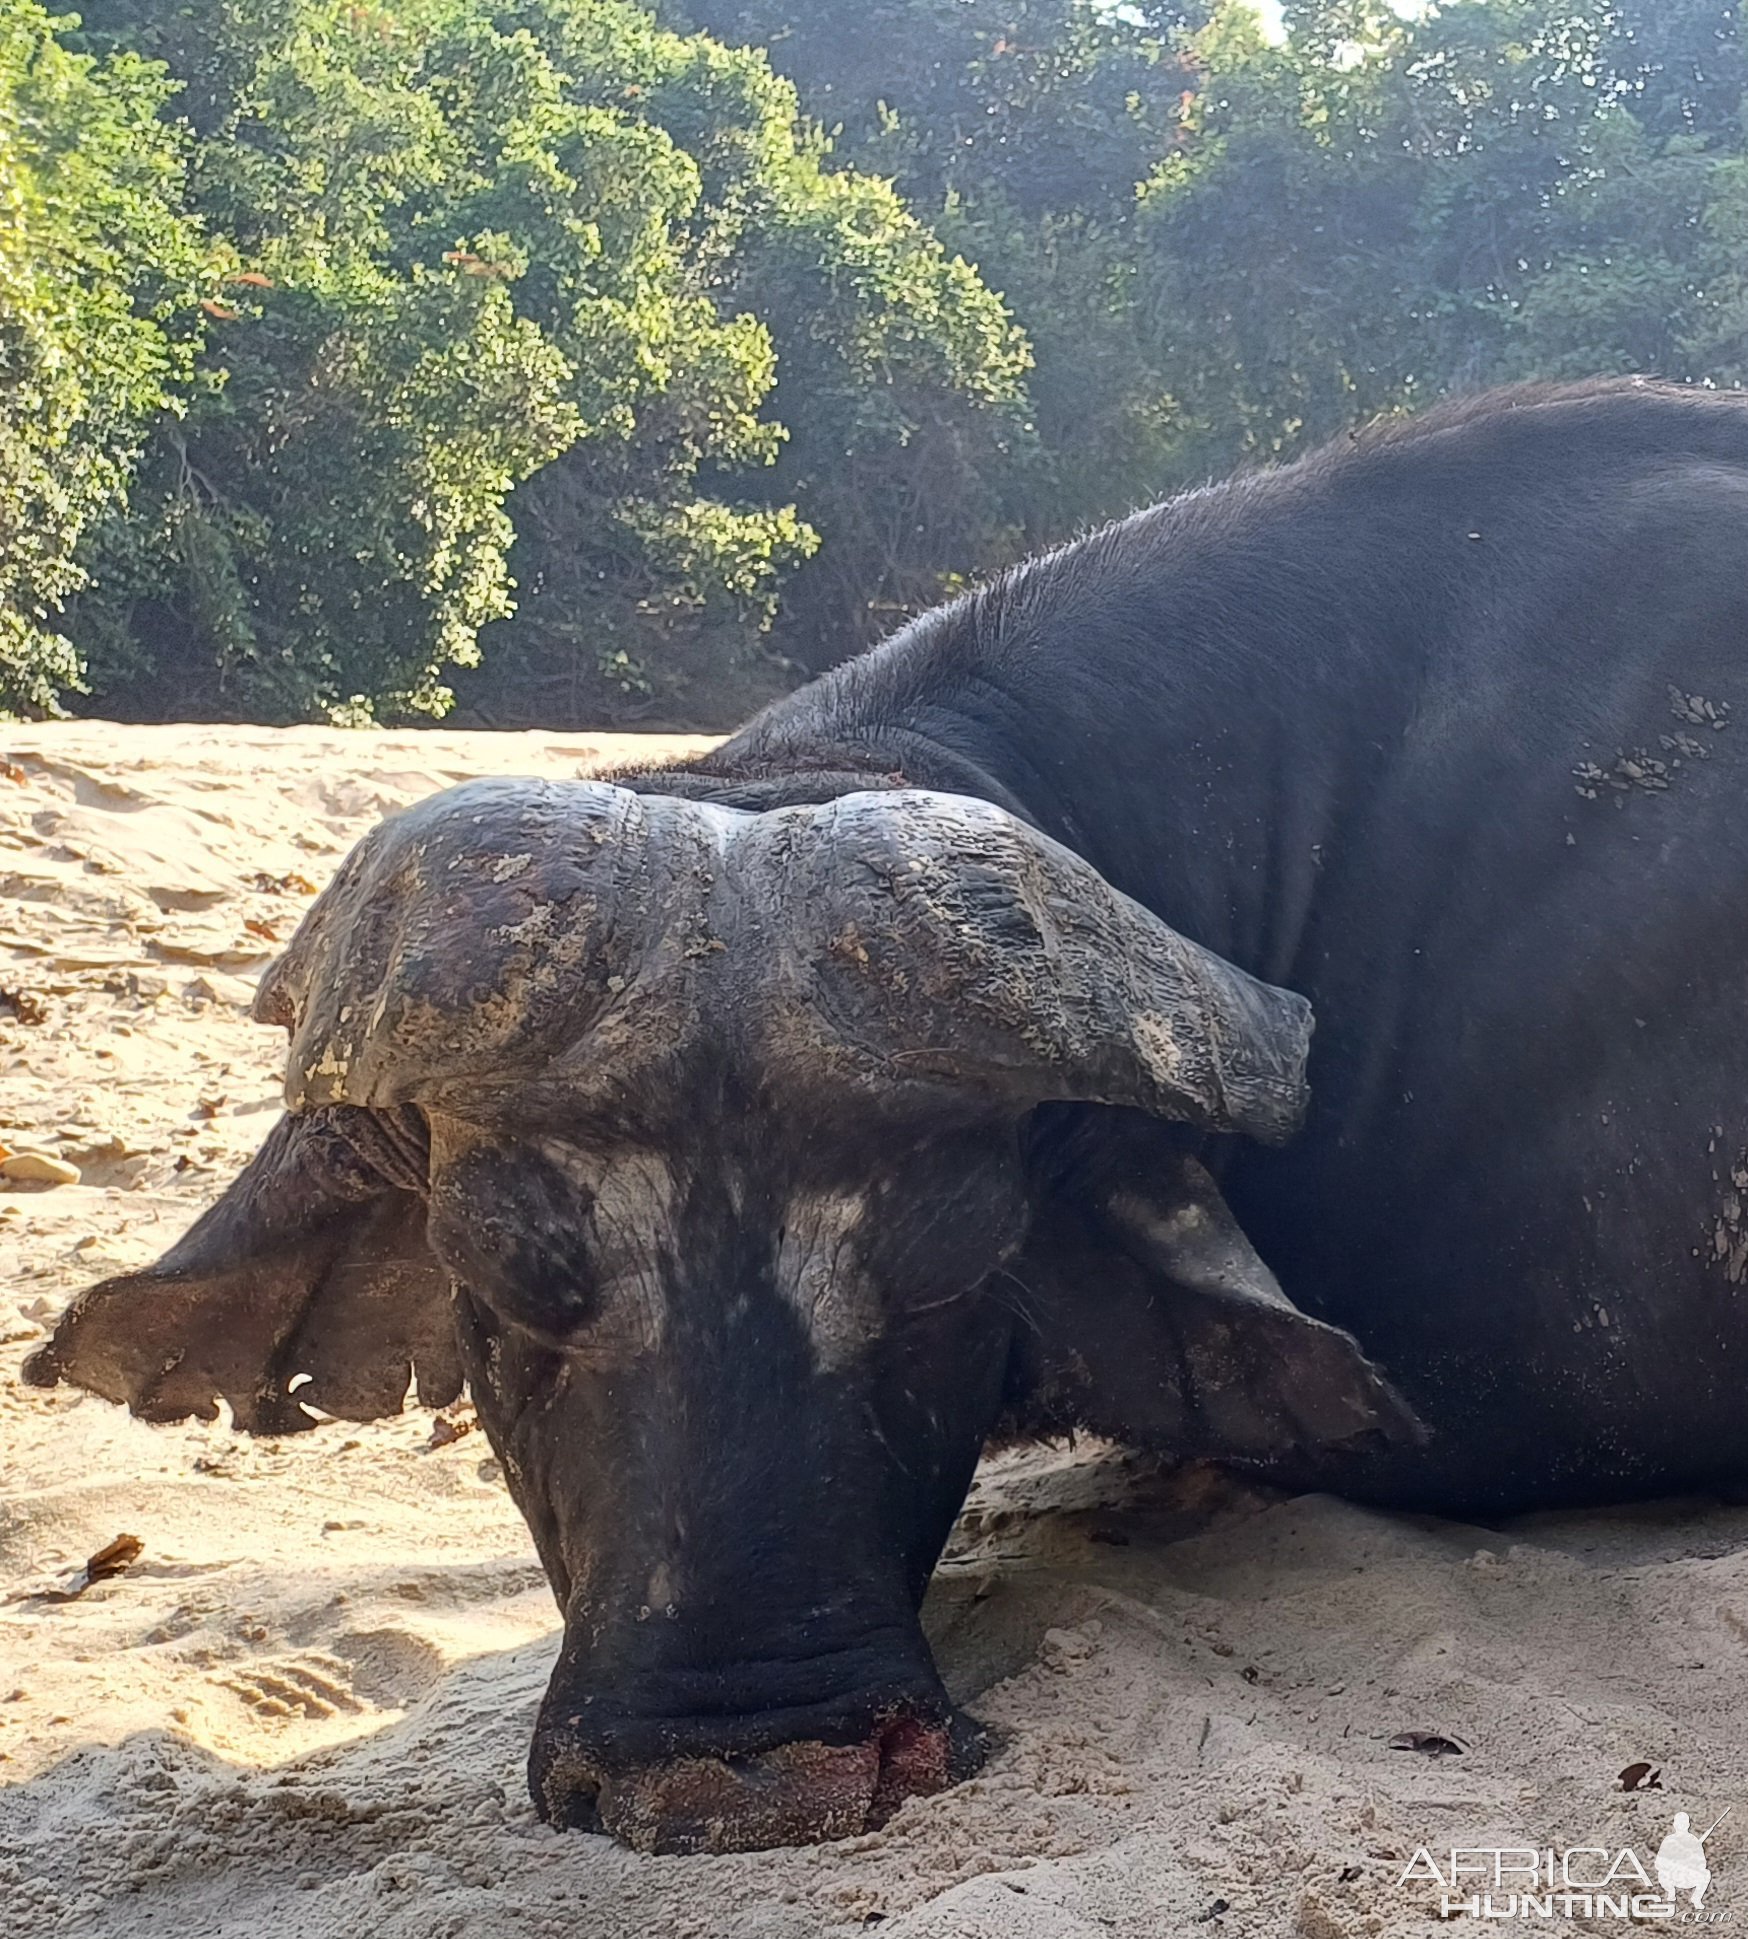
[38, 380, 1748, 1850]
[28, 781, 1411, 1852]
[436, 1103, 1022, 1842]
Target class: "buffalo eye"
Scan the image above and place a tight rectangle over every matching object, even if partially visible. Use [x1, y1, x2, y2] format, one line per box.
[426, 1141, 598, 1343]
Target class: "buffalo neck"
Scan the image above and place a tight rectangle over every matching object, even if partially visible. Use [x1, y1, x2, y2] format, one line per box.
[693, 472, 1431, 1003]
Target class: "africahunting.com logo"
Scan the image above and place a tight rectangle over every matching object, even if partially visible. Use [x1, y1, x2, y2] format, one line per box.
[1400, 1811, 1731, 1922]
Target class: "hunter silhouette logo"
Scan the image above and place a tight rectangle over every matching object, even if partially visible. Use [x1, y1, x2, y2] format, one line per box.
[1399, 1809, 1733, 1922]
[1656, 1812, 1729, 1911]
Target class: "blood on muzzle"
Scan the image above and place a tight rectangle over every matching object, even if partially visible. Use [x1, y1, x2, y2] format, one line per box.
[533, 1709, 985, 1855]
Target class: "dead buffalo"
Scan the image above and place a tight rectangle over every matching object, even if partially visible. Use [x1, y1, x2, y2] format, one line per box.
[28, 378, 1748, 1853]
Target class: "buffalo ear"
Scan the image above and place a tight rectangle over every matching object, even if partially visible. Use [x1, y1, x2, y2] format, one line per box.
[1009, 1146, 1422, 1467]
[23, 1109, 459, 1433]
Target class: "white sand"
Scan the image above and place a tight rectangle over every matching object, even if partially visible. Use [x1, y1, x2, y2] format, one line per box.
[3, 722, 1746, 1938]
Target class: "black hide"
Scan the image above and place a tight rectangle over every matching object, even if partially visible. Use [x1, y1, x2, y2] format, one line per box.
[29, 378, 1748, 1850]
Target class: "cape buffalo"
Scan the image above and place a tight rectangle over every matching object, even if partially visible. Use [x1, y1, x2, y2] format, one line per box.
[28, 378, 1748, 1853]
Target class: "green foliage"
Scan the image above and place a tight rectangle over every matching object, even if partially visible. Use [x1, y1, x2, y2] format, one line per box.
[0, 0, 204, 714]
[6, 0, 1746, 724]
[458, 0, 1030, 704]
[669, 0, 1194, 219]
[1133, 0, 1748, 471]
[51, 0, 1031, 721]
[717, 158, 1032, 661]
[666, 0, 1204, 545]
[681, 0, 1745, 545]
[72, 0, 648, 719]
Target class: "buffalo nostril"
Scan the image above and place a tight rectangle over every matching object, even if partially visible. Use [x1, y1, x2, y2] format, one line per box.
[544, 1783, 603, 1836]
[529, 1736, 605, 1834]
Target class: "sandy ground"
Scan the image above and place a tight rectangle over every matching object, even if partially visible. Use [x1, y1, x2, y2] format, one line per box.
[3, 723, 1748, 1939]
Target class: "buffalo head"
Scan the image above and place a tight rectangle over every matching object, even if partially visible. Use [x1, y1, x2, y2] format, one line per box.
[26, 779, 1415, 1851]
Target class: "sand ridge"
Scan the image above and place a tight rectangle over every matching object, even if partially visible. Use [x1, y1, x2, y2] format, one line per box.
[2, 723, 1745, 1938]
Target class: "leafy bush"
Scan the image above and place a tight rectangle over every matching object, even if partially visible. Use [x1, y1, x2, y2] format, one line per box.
[6, 0, 1743, 725]
[60, 0, 1030, 722]
[0, 0, 204, 714]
